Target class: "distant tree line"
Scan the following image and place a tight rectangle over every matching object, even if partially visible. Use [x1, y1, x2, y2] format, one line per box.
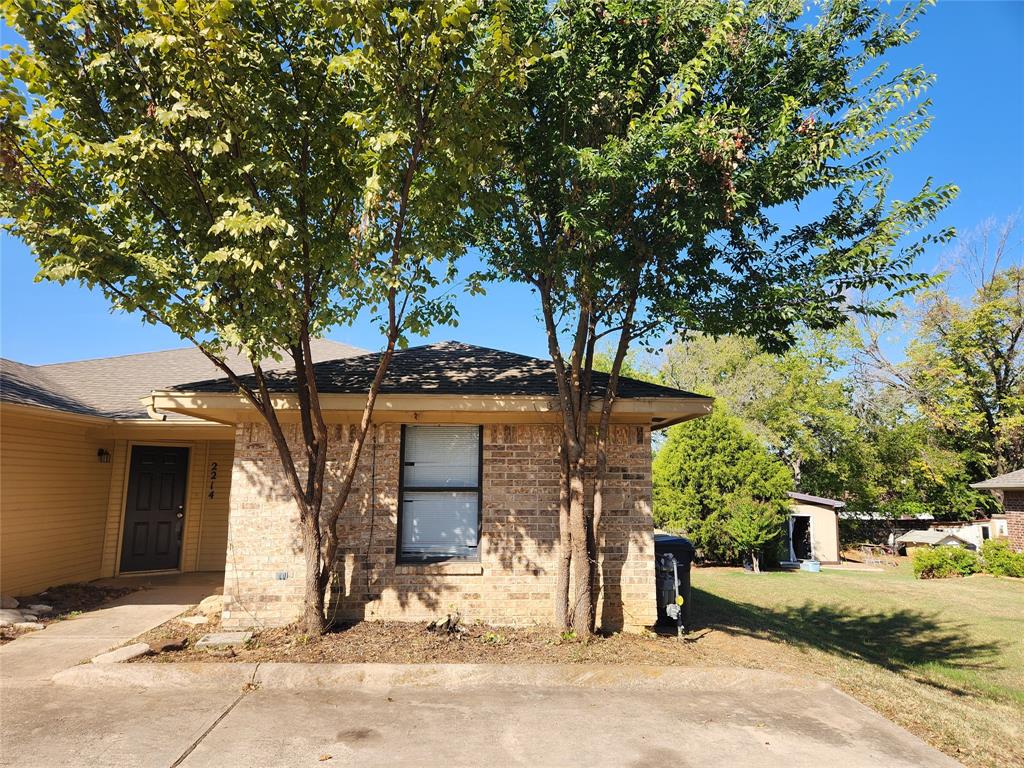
[647, 217, 1021, 555]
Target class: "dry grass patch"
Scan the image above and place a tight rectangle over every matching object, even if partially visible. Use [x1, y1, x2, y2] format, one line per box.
[690, 565, 1024, 768]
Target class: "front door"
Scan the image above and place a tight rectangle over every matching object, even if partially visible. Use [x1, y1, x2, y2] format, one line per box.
[120, 446, 189, 573]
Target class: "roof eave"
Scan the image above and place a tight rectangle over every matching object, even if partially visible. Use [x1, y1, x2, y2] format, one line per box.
[970, 482, 1023, 491]
[146, 390, 714, 427]
[0, 399, 111, 425]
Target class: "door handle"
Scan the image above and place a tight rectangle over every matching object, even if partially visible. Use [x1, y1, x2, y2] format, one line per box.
[176, 506, 184, 519]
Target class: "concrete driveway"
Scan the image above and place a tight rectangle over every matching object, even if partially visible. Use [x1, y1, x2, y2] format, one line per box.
[1, 663, 961, 768]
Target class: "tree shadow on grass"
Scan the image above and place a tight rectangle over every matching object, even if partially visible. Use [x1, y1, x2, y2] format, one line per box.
[690, 586, 1003, 689]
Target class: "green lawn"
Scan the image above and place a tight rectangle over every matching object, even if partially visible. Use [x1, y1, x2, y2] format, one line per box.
[690, 564, 1024, 768]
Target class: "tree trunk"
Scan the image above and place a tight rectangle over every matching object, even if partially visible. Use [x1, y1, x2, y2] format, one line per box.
[300, 512, 327, 634]
[568, 449, 592, 637]
[554, 437, 572, 630]
[589, 460, 604, 631]
[751, 551, 760, 574]
[589, 290, 637, 631]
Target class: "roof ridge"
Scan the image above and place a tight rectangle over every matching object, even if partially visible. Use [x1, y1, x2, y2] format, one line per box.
[36, 338, 364, 369]
[170, 340, 709, 401]
[0, 357, 39, 369]
[38, 345, 200, 368]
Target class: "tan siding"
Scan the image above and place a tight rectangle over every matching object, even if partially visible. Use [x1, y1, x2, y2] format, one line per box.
[99, 439, 129, 576]
[0, 410, 114, 595]
[790, 502, 841, 563]
[197, 441, 233, 571]
[181, 441, 207, 571]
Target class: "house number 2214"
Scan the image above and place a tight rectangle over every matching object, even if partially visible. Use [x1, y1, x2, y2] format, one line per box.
[208, 462, 218, 499]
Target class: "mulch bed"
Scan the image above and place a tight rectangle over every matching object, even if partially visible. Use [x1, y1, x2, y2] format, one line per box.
[134, 615, 717, 665]
[0, 582, 139, 646]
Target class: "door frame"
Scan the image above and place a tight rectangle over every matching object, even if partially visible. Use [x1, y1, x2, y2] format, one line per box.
[113, 441, 197, 577]
[788, 513, 815, 562]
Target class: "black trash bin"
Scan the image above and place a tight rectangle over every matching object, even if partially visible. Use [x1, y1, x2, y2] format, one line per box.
[654, 534, 694, 635]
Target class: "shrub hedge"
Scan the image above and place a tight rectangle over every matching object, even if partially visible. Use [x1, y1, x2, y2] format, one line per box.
[912, 546, 980, 579]
[980, 539, 1024, 578]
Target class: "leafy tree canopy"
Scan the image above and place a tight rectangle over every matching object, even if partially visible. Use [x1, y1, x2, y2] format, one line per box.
[653, 406, 792, 560]
[1, 0, 525, 360]
[660, 332, 857, 485]
[847, 215, 1024, 493]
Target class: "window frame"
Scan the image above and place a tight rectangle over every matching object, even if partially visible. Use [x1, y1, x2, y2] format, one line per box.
[396, 424, 484, 564]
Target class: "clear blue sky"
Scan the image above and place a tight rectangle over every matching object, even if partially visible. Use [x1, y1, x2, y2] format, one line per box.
[2, 1, 1022, 365]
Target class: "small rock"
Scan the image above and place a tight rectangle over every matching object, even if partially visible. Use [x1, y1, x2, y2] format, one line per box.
[197, 594, 225, 616]
[0, 609, 24, 624]
[152, 638, 187, 653]
[91, 642, 151, 664]
[13, 622, 44, 632]
[27, 604, 53, 615]
[0, 595, 18, 609]
[206, 648, 236, 659]
[21, 614, 38, 622]
[181, 615, 208, 626]
[195, 631, 251, 649]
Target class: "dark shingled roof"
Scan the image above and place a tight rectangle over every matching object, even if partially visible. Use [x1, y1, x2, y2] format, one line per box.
[1, 338, 365, 419]
[171, 341, 705, 400]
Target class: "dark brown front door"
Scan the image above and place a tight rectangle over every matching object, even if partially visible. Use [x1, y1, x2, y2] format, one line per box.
[120, 446, 189, 573]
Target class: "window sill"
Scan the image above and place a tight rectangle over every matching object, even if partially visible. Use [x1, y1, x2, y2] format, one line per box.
[395, 562, 484, 576]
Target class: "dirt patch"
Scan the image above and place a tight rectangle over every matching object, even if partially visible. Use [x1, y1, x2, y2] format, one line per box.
[133, 616, 718, 665]
[0, 582, 139, 645]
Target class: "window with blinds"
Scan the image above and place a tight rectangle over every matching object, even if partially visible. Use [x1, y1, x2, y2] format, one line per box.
[398, 425, 482, 561]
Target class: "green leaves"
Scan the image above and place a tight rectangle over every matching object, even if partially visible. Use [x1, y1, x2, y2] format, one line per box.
[653, 406, 793, 560]
[477, 0, 955, 372]
[2, 0, 527, 360]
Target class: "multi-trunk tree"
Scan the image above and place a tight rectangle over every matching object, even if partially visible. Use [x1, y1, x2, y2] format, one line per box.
[480, 0, 956, 635]
[0, 0, 526, 634]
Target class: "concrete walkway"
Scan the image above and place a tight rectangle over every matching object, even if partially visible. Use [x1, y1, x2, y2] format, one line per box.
[0, 572, 220, 683]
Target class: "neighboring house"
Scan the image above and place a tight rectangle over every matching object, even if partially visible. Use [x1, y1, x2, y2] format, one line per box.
[931, 517, 1009, 551]
[894, 529, 975, 552]
[971, 469, 1024, 552]
[1, 340, 711, 631]
[784, 492, 843, 565]
[0, 339, 363, 596]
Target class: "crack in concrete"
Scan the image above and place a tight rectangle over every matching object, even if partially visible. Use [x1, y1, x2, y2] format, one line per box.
[168, 662, 261, 768]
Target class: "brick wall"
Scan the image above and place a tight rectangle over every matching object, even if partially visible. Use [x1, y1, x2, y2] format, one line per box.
[221, 421, 656, 631]
[1005, 491, 1024, 552]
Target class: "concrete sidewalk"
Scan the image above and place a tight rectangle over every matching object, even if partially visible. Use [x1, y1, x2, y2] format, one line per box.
[2, 664, 960, 768]
[0, 572, 219, 683]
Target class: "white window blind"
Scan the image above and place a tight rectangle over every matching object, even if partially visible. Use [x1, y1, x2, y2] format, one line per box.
[403, 425, 479, 488]
[401, 492, 478, 556]
[400, 426, 481, 560]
